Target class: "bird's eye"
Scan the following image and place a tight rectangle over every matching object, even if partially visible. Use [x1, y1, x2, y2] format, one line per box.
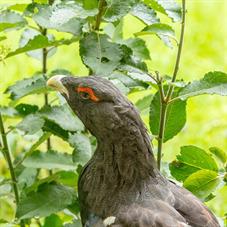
[79, 92, 90, 100]
[76, 86, 100, 102]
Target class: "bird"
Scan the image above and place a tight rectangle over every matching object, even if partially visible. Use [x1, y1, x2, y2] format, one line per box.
[47, 75, 220, 227]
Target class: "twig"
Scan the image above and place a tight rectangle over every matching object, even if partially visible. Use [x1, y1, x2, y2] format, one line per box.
[0, 113, 25, 227]
[94, 0, 106, 31]
[156, 0, 186, 170]
[165, 0, 186, 102]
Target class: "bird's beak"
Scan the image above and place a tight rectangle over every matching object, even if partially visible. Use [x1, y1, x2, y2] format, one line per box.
[46, 75, 69, 98]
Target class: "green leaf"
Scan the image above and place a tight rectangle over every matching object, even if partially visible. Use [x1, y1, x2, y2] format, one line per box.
[0, 180, 11, 196]
[178, 71, 227, 100]
[16, 182, 76, 219]
[42, 120, 69, 141]
[130, 2, 159, 25]
[149, 90, 186, 142]
[145, 0, 181, 22]
[15, 103, 39, 116]
[43, 214, 63, 227]
[80, 32, 123, 75]
[0, 106, 19, 117]
[104, 0, 138, 22]
[183, 170, 221, 199]
[119, 65, 154, 83]
[170, 146, 219, 181]
[54, 171, 78, 187]
[103, 20, 123, 42]
[209, 147, 227, 164]
[40, 105, 84, 132]
[83, 0, 99, 10]
[69, 133, 92, 165]
[6, 35, 78, 58]
[16, 114, 44, 135]
[123, 38, 150, 60]
[25, 171, 78, 194]
[135, 94, 153, 114]
[17, 167, 37, 189]
[108, 71, 147, 89]
[0, 10, 27, 32]
[5, 74, 48, 100]
[25, 132, 52, 158]
[135, 23, 175, 48]
[20, 29, 57, 60]
[8, 4, 29, 12]
[23, 150, 76, 170]
[33, 3, 97, 35]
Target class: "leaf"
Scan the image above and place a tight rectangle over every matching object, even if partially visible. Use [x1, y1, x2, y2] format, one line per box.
[6, 35, 78, 58]
[8, 4, 29, 12]
[0, 106, 19, 117]
[135, 23, 175, 47]
[135, 94, 153, 114]
[40, 105, 84, 132]
[20, 29, 57, 60]
[15, 103, 39, 116]
[130, 2, 159, 25]
[43, 214, 63, 227]
[0, 181, 11, 196]
[149, 90, 186, 142]
[119, 65, 155, 83]
[69, 133, 92, 165]
[42, 120, 69, 141]
[104, 0, 138, 22]
[16, 114, 44, 135]
[33, 3, 97, 35]
[123, 38, 150, 60]
[16, 182, 76, 219]
[25, 171, 78, 194]
[170, 146, 219, 181]
[145, 0, 182, 22]
[5, 74, 48, 100]
[80, 32, 123, 75]
[178, 71, 227, 100]
[23, 150, 76, 170]
[103, 20, 123, 42]
[17, 167, 37, 189]
[108, 71, 147, 89]
[183, 170, 221, 199]
[0, 10, 27, 32]
[25, 132, 52, 158]
[209, 147, 227, 164]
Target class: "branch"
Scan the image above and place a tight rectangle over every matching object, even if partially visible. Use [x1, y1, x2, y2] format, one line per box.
[0, 114, 25, 227]
[156, 0, 186, 170]
[94, 0, 106, 31]
[165, 0, 186, 102]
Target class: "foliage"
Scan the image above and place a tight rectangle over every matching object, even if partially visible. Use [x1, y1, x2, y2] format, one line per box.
[0, 0, 226, 226]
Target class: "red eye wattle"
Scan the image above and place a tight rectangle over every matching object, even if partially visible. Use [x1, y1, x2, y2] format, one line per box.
[76, 87, 99, 102]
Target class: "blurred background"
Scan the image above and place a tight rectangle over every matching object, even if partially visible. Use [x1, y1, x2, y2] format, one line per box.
[0, 0, 227, 223]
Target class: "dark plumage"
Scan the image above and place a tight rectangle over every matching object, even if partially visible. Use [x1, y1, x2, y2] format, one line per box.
[47, 75, 220, 227]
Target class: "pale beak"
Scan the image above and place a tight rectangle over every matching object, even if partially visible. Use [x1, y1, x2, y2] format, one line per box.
[46, 75, 69, 98]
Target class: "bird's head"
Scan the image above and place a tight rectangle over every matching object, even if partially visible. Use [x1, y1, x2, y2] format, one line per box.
[47, 75, 134, 139]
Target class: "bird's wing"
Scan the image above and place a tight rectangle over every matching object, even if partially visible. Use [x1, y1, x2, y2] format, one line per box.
[112, 201, 190, 227]
[170, 182, 220, 227]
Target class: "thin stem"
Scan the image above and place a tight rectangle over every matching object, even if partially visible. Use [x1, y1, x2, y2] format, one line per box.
[156, 0, 186, 170]
[41, 28, 51, 151]
[166, 0, 186, 102]
[94, 0, 106, 31]
[0, 114, 25, 227]
[157, 103, 167, 170]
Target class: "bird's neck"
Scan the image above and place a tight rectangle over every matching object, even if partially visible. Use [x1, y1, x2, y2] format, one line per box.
[93, 123, 158, 184]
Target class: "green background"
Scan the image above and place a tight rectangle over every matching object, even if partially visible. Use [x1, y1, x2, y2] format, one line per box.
[0, 0, 226, 224]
